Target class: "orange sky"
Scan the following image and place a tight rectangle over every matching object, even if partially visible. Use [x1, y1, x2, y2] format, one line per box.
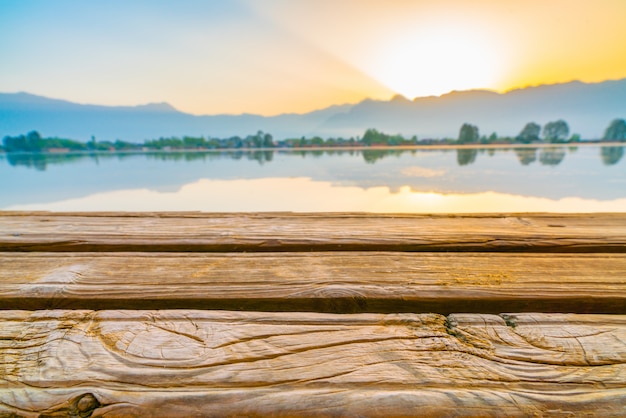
[2, 0, 626, 115]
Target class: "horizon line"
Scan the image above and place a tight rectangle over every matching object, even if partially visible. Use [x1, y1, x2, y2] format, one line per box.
[2, 76, 625, 118]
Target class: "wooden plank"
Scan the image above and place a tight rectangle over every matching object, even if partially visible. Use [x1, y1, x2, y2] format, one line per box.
[1, 212, 625, 252]
[1, 310, 625, 417]
[1, 252, 625, 313]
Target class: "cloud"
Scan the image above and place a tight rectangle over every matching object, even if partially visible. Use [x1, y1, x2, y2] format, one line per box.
[6, 177, 626, 214]
[401, 166, 446, 178]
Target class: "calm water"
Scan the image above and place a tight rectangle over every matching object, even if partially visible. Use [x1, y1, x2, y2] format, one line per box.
[1, 145, 625, 212]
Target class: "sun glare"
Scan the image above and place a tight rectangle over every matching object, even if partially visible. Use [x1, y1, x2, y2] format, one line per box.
[371, 25, 502, 99]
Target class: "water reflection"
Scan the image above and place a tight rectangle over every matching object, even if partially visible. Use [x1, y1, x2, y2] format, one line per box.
[6, 177, 626, 213]
[3, 145, 624, 171]
[5, 152, 89, 171]
[362, 149, 404, 164]
[456, 148, 478, 166]
[2, 145, 625, 211]
[601, 146, 625, 165]
[143, 150, 276, 164]
[514, 148, 537, 165]
[539, 147, 567, 166]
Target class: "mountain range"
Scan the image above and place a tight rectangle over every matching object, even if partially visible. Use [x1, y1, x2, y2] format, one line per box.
[2, 78, 626, 141]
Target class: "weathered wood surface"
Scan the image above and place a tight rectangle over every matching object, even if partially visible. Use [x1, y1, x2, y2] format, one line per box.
[2, 212, 625, 415]
[1, 252, 625, 313]
[2, 212, 626, 252]
[1, 310, 625, 417]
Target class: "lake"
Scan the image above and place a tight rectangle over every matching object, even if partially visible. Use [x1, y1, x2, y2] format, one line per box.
[1, 145, 625, 213]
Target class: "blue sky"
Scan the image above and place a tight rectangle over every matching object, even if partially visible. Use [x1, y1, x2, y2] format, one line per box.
[2, 0, 626, 115]
[1, 0, 390, 115]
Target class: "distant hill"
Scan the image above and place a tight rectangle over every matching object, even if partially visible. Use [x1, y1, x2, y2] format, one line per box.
[2, 79, 626, 141]
[315, 79, 626, 140]
[0, 92, 353, 141]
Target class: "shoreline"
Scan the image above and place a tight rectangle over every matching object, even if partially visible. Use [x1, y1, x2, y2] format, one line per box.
[0, 141, 624, 156]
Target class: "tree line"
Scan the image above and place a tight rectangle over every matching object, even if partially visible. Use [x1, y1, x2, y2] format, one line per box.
[458, 118, 626, 144]
[6, 143, 623, 173]
[2, 119, 625, 153]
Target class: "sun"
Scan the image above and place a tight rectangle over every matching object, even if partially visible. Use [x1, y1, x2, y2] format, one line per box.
[369, 25, 503, 99]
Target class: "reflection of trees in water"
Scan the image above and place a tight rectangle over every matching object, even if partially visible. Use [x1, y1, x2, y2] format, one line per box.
[513, 148, 537, 165]
[146, 150, 276, 165]
[8, 146, 622, 171]
[601, 146, 624, 166]
[146, 152, 213, 162]
[6, 152, 94, 171]
[249, 151, 274, 165]
[456, 148, 478, 166]
[539, 147, 566, 166]
[6, 153, 48, 171]
[6, 149, 371, 170]
[361, 149, 404, 164]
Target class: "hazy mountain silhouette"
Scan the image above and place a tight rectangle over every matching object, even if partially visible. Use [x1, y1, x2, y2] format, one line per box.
[316, 79, 626, 139]
[1, 78, 625, 141]
[0, 92, 353, 141]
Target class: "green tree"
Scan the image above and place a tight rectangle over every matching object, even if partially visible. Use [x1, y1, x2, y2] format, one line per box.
[457, 123, 479, 144]
[262, 133, 274, 148]
[603, 119, 626, 141]
[26, 131, 43, 151]
[543, 120, 569, 143]
[88, 136, 97, 150]
[310, 136, 324, 147]
[3, 131, 44, 152]
[3, 134, 26, 152]
[114, 139, 138, 150]
[183, 136, 206, 148]
[517, 122, 541, 143]
[362, 128, 382, 146]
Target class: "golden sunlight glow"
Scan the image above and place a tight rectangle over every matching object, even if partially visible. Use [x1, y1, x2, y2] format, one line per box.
[245, 0, 626, 113]
[7, 178, 626, 213]
[5, 1, 626, 114]
[370, 24, 503, 98]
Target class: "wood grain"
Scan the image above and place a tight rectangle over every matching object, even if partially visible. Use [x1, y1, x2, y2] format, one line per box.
[2, 212, 624, 415]
[1, 212, 625, 252]
[1, 310, 625, 417]
[1, 252, 624, 313]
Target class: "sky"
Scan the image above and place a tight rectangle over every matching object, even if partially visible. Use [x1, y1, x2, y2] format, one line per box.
[2, 0, 626, 116]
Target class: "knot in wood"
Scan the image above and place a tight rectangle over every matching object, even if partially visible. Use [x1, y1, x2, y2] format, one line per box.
[39, 393, 101, 418]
